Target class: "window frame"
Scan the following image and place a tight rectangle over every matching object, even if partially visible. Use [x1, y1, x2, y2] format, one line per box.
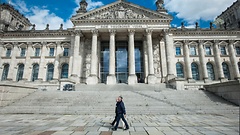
[49, 48, 55, 57]
[34, 48, 41, 57]
[63, 48, 69, 56]
[6, 48, 12, 57]
[20, 48, 26, 57]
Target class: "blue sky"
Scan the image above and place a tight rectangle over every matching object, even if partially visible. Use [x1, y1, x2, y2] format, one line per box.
[1, 0, 237, 30]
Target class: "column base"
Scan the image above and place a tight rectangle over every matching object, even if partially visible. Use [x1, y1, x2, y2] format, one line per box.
[128, 75, 137, 85]
[203, 78, 211, 83]
[70, 74, 80, 83]
[219, 78, 228, 83]
[147, 75, 156, 84]
[187, 78, 195, 83]
[166, 74, 175, 82]
[106, 75, 116, 85]
[86, 75, 98, 85]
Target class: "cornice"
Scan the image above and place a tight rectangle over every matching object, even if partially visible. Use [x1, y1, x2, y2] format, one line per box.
[2, 30, 71, 38]
[170, 29, 240, 36]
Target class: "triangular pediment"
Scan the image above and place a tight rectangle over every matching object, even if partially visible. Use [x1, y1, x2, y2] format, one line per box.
[71, 1, 172, 24]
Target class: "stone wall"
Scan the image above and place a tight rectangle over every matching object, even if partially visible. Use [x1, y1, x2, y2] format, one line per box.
[204, 80, 240, 106]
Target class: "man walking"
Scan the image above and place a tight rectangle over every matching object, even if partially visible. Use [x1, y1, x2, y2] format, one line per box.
[112, 96, 129, 131]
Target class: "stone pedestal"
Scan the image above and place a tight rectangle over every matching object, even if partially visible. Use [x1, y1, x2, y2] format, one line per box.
[203, 78, 211, 83]
[128, 75, 137, 85]
[166, 74, 175, 82]
[220, 78, 228, 83]
[106, 75, 116, 85]
[70, 74, 80, 83]
[86, 75, 98, 85]
[187, 78, 195, 83]
[147, 75, 156, 84]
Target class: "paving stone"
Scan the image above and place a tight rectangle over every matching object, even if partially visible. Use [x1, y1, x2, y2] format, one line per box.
[99, 127, 110, 131]
[100, 131, 113, 135]
[37, 131, 57, 135]
[129, 131, 148, 135]
[147, 131, 165, 135]
[73, 126, 85, 131]
[51, 131, 74, 135]
[112, 131, 130, 135]
[86, 131, 101, 135]
[48, 127, 68, 131]
[71, 131, 88, 135]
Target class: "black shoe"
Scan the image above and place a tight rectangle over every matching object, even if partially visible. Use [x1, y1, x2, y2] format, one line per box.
[124, 127, 129, 130]
[112, 127, 117, 131]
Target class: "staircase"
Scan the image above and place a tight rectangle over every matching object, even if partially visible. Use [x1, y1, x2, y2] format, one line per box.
[0, 84, 238, 116]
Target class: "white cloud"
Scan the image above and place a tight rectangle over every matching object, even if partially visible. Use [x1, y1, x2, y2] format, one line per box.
[162, 0, 237, 24]
[11, 0, 29, 13]
[74, 0, 104, 11]
[11, 0, 73, 30]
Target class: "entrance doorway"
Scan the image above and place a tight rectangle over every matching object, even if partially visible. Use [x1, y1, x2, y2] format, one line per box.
[100, 41, 144, 84]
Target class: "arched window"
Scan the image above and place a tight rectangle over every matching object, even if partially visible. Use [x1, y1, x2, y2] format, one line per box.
[222, 62, 230, 80]
[46, 64, 54, 81]
[61, 63, 68, 78]
[16, 64, 24, 81]
[176, 63, 184, 78]
[1, 64, 10, 81]
[191, 63, 199, 80]
[206, 63, 215, 80]
[31, 64, 39, 81]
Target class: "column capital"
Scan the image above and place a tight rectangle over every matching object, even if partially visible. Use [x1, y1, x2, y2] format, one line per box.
[214, 40, 220, 45]
[146, 29, 153, 35]
[228, 39, 235, 45]
[183, 40, 189, 45]
[91, 29, 99, 36]
[198, 40, 204, 44]
[109, 29, 116, 35]
[75, 30, 83, 36]
[128, 29, 135, 35]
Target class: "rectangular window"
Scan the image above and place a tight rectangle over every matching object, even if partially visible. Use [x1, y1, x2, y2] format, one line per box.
[175, 47, 181, 56]
[49, 48, 54, 56]
[20, 48, 26, 57]
[63, 48, 69, 56]
[205, 47, 212, 55]
[35, 48, 40, 56]
[6, 48, 11, 57]
[190, 47, 197, 55]
[220, 46, 227, 55]
[236, 47, 240, 55]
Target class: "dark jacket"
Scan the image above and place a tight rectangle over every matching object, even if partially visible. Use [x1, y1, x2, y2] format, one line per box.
[116, 101, 126, 115]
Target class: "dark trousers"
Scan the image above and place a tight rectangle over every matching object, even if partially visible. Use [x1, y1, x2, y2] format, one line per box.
[114, 113, 129, 129]
[111, 114, 117, 125]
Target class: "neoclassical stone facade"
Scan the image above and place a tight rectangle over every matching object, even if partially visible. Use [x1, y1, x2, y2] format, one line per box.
[0, 0, 240, 86]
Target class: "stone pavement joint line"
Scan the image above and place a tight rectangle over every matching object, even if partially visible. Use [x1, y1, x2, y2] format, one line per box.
[0, 114, 238, 135]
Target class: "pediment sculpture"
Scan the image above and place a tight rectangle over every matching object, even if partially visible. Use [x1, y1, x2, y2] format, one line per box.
[89, 6, 148, 20]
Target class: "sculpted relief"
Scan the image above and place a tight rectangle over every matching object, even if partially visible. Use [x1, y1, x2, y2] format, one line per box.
[91, 6, 147, 19]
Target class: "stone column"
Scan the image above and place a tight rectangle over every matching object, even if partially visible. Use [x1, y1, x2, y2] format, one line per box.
[183, 40, 194, 83]
[107, 30, 117, 84]
[164, 32, 175, 81]
[70, 30, 82, 83]
[128, 29, 137, 84]
[198, 40, 209, 82]
[9, 43, 17, 81]
[86, 29, 99, 85]
[23, 42, 32, 81]
[53, 42, 61, 80]
[213, 40, 226, 82]
[143, 36, 149, 83]
[229, 40, 240, 80]
[146, 29, 156, 84]
[38, 42, 46, 82]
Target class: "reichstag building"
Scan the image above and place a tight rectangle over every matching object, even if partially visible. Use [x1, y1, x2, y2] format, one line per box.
[0, 0, 239, 86]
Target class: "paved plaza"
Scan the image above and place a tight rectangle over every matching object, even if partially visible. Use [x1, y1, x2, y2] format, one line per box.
[0, 114, 239, 135]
